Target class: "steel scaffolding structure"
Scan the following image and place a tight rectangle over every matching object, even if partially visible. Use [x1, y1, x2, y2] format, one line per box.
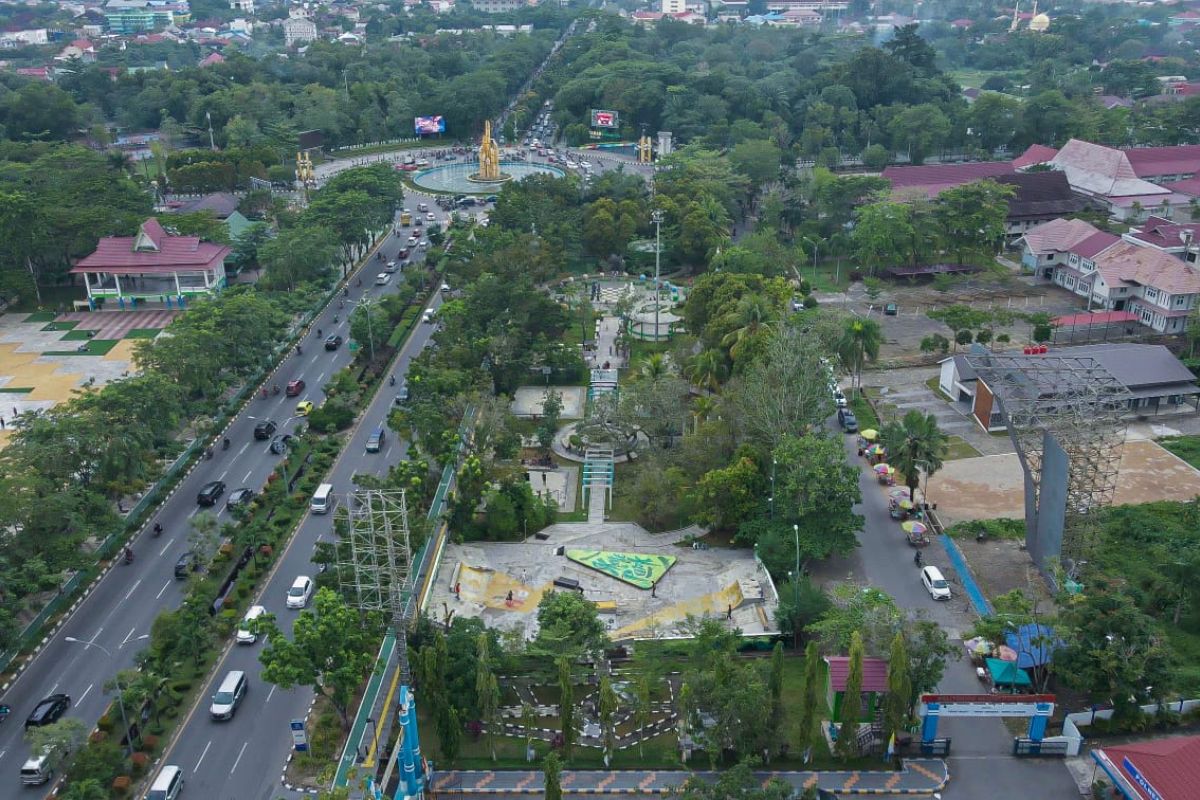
[966, 353, 1130, 573]
[336, 489, 414, 682]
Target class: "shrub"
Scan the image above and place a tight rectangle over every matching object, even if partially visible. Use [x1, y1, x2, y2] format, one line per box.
[130, 752, 149, 773]
[112, 775, 131, 794]
[141, 734, 160, 752]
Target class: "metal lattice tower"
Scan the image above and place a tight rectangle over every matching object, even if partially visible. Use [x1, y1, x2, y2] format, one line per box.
[966, 353, 1130, 572]
[336, 489, 414, 682]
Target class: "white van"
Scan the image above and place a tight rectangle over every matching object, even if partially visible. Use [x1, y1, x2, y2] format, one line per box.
[236, 605, 267, 645]
[209, 670, 247, 720]
[148, 765, 184, 800]
[311, 483, 334, 514]
[20, 751, 53, 785]
[422, 309, 435, 324]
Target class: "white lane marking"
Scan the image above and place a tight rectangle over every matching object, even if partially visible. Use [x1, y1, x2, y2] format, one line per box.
[123, 580, 141, 602]
[156, 579, 172, 599]
[218, 468, 228, 481]
[78, 683, 94, 705]
[120, 625, 137, 645]
[159, 539, 173, 557]
[243, 469, 253, 483]
[87, 627, 103, 645]
[0, 750, 6, 761]
[237, 441, 249, 458]
[384, 445, 394, 461]
[317, 371, 327, 383]
[231, 741, 248, 774]
[49, 683, 59, 695]
[188, 507, 200, 518]
[265, 685, 276, 704]
[194, 740, 212, 773]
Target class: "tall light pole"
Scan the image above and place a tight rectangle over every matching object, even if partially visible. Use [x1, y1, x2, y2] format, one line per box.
[355, 297, 377, 363]
[801, 236, 819, 284]
[651, 210, 664, 342]
[64, 637, 144, 750]
[792, 523, 801, 601]
[769, 458, 777, 520]
[205, 111, 216, 152]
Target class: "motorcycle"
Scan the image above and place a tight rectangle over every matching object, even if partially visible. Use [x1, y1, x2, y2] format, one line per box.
[0, 704, 10, 724]
[389, 375, 396, 387]
[272, 384, 281, 397]
[222, 437, 230, 451]
[152, 522, 163, 538]
[122, 547, 134, 565]
[204, 447, 214, 460]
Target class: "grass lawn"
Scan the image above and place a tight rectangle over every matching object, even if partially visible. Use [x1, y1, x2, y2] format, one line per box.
[624, 338, 671, 379]
[125, 327, 163, 339]
[1161, 435, 1200, 470]
[944, 435, 981, 461]
[849, 390, 880, 430]
[41, 320, 78, 332]
[23, 311, 57, 323]
[45, 339, 119, 356]
[62, 329, 99, 341]
[805, 259, 854, 293]
[0, 387, 34, 394]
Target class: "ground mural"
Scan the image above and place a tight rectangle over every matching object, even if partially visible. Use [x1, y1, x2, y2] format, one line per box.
[565, 549, 676, 589]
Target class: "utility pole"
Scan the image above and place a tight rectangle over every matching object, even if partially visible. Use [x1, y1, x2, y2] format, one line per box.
[206, 111, 216, 151]
[652, 209, 664, 342]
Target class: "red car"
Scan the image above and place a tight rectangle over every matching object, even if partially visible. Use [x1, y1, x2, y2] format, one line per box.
[285, 379, 306, 397]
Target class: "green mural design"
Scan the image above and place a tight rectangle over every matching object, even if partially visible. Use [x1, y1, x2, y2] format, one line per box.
[565, 549, 676, 589]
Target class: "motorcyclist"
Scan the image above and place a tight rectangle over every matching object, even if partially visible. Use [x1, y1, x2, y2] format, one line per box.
[913, 550, 923, 566]
[223, 437, 230, 450]
[389, 375, 396, 386]
[318, 328, 323, 337]
[123, 546, 134, 564]
[152, 522, 163, 537]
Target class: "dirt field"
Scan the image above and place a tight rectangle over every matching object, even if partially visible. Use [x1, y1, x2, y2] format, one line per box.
[926, 438, 1200, 527]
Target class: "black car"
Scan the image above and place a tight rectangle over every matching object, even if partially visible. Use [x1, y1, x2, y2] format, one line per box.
[25, 694, 70, 729]
[324, 334, 343, 351]
[253, 420, 277, 440]
[269, 433, 293, 455]
[174, 551, 197, 579]
[227, 488, 255, 509]
[838, 408, 859, 433]
[196, 480, 226, 506]
[884, 302, 898, 316]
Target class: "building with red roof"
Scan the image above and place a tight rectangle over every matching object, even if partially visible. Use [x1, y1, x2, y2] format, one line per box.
[1093, 734, 1200, 799]
[71, 218, 230, 309]
[824, 655, 888, 723]
[1012, 144, 1060, 170]
[883, 160, 1015, 199]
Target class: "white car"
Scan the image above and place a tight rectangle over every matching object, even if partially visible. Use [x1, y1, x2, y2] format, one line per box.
[384, 261, 398, 273]
[580, 161, 592, 169]
[419, 240, 429, 249]
[441, 283, 450, 293]
[236, 605, 267, 644]
[286, 575, 314, 609]
[834, 391, 847, 409]
[375, 273, 390, 286]
[426, 212, 436, 221]
[407, 236, 418, 246]
[921, 566, 952, 601]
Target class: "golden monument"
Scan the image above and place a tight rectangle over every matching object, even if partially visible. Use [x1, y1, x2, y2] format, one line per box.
[474, 119, 503, 182]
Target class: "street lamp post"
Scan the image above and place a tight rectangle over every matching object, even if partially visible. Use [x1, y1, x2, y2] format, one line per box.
[769, 458, 777, 520]
[793, 523, 801, 600]
[801, 236, 819, 283]
[652, 210, 664, 342]
[64, 637, 144, 751]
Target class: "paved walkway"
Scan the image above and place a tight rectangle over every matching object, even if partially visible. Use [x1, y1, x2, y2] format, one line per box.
[431, 761, 949, 795]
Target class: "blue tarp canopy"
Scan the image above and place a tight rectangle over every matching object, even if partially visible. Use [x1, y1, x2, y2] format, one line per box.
[986, 658, 1032, 687]
[1004, 623, 1058, 669]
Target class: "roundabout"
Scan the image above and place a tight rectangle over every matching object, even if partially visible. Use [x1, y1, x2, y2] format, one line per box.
[410, 161, 565, 194]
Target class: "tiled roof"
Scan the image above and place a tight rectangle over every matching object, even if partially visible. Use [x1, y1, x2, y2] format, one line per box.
[1126, 215, 1200, 249]
[1095, 735, 1200, 800]
[993, 172, 1088, 219]
[1021, 218, 1103, 255]
[1162, 176, 1200, 197]
[883, 161, 1014, 191]
[1065, 343, 1198, 390]
[1050, 139, 1169, 199]
[1073, 230, 1121, 259]
[72, 217, 230, 273]
[1094, 241, 1200, 295]
[824, 656, 888, 693]
[1012, 144, 1059, 169]
[172, 192, 239, 217]
[1122, 144, 1200, 179]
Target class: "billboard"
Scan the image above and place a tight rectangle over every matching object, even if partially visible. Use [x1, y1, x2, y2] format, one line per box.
[414, 116, 446, 135]
[297, 129, 324, 151]
[590, 109, 619, 129]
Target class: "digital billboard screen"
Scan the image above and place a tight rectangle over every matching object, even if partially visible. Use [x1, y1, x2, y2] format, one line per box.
[414, 116, 446, 135]
[590, 109, 619, 129]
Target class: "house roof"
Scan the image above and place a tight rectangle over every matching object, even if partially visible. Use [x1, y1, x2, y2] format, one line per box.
[1093, 734, 1200, 799]
[1126, 215, 1200, 249]
[883, 161, 1015, 193]
[1050, 139, 1168, 199]
[1012, 144, 1059, 169]
[824, 656, 888, 693]
[1064, 343, 1198, 389]
[171, 192, 239, 218]
[199, 51, 224, 67]
[1021, 217, 1103, 255]
[1122, 144, 1200, 179]
[993, 171, 1088, 219]
[1098, 95, 1133, 109]
[1093, 241, 1200, 295]
[1003, 623, 1058, 668]
[1073, 230, 1121, 259]
[72, 217, 230, 274]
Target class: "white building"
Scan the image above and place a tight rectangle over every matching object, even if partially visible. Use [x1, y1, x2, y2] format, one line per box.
[470, 0, 533, 12]
[662, 0, 685, 13]
[283, 13, 317, 46]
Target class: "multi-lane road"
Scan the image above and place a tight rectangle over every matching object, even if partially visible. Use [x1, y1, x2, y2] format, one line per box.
[0, 200, 450, 800]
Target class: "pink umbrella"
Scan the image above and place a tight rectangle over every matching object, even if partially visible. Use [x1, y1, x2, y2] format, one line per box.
[889, 488, 909, 499]
[997, 645, 1019, 662]
[874, 463, 892, 474]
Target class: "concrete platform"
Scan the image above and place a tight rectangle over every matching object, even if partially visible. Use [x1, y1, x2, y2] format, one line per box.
[511, 386, 586, 419]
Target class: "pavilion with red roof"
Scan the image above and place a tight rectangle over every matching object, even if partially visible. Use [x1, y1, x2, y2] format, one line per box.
[71, 218, 231, 309]
[1092, 734, 1200, 799]
[824, 655, 889, 723]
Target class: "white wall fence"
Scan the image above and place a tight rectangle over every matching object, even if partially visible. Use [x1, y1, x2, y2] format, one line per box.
[1049, 698, 1200, 756]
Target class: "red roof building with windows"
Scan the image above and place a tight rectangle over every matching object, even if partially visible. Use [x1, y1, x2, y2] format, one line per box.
[1092, 734, 1200, 799]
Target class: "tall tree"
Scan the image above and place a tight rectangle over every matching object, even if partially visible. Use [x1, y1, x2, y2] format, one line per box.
[632, 674, 652, 759]
[768, 642, 786, 734]
[837, 317, 882, 392]
[835, 631, 865, 761]
[557, 657, 576, 759]
[598, 674, 619, 766]
[883, 632, 911, 748]
[881, 410, 948, 502]
[475, 632, 501, 761]
[934, 180, 1015, 264]
[543, 751, 563, 800]
[796, 641, 822, 763]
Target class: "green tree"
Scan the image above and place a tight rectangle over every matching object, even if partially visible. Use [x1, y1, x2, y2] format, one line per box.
[24, 718, 87, 773]
[934, 180, 1015, 264]
[438, 704, 462, 762]
[797, 641, 822, 763]
[861, 143, 890, 171]
[766, 433, 864, 567]
[888, 104, 951, 165]
[768, 642, 785, 733]
[536, 390, 563, 455]
[883, 632, 911, 747]
[881, 410, 948, 502]
[692, 456, 763, 531]
[557, 657, 576, 759]
[598, 674, 619, 766]
[258, 588, 376, 728]
[475, 632, 501, 761]
[187, 510, 220, 568]
[58, 780, 108, 800]
[837, 317, 882, 391]
[852, 201, 913, 273]
[533, 592, 608, 658]
[676, 760, 792, 800]
[632, 674, 652, 759]
[729, 139, 783, 190]
[544, 751, 563, 800]
[259, 224, 338, 290]
[835, 631, 865, 760]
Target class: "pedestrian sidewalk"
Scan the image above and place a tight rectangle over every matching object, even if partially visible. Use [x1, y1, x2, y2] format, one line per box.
[431, 760, 949, 795]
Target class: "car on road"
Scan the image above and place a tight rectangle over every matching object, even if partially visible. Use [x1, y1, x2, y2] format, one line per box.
[441, 282, 451, 292]
[397, 247, 410, 260]
[148, 765, 184, 800]
[196, 480, 226, 506]
[884, 302, 898, 316]
[269, 433, 293, 454]
[384, 261, 398, 273]
[285, 379, 306, 397]
[324, 334, 343, 351]
[227, 487, 255, 510]
[286, 575, 314, 609]
[921, 566, 952, 600]
[236, 605, 267, 645]
[253, 419, 277, 440]
[395, 383, 410, 404]
[485, 195, 498, 203]
[838, 409, 858, 433]
[296, 400, 314, 416]
[833, 390, 847, 409]
[376, 273, 391, 286]
[25, 694, 70, 729]
[407, 235, 418, 246]
[426, 212, 435, 221]
[419, 240, 429, 249]
[174, 551, 198, 579]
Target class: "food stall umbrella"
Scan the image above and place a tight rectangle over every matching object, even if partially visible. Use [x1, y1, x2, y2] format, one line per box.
[860, 429, 878, 441]
[901, 521, 927, 534]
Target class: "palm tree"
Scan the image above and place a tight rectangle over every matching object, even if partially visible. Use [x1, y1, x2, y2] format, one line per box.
[720, 294, 776, 361]
[638, 353, 669, 382]
[690, 395, 718, 434]
[837, 317, 882, 392]
[881, 410, 948, 502]
[684, 349, 727, 392]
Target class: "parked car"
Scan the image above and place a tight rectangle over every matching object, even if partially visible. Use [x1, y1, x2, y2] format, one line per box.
[921, 566, 952, 600]
[25, 695, 70, 729]
[884, 302, 898, 316]
[196, 480, 226, 506]
[253, 420, 277, 440]
[286, 575, 314, 609]
[838, 409, 858, 433]
[285, 379, 306, 397]
[324, 334, 343, 351]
